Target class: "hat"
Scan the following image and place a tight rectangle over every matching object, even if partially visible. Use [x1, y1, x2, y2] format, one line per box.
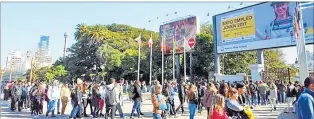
[270, 2, 289, 7]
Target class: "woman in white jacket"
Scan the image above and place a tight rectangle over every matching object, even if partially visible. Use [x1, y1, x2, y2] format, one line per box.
[268, 82, 277, 111]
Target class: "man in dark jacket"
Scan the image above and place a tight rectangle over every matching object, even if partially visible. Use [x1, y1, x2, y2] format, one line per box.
[130, 80, 143, 119]
[175, 81, 186, 114]
[10, 82, 17, 111]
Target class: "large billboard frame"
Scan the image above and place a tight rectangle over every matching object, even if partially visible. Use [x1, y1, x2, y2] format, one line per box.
[159, 15, 200, 55]
[213, 2, 314, 54]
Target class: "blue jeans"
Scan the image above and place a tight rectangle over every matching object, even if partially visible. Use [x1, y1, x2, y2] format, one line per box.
[260, 94, 267, 105]
[71, 104, 82, 118]
[189, 103, 197, 119]
[251, 92, 258, 105]
[166, 103, 171, 115]
[152, 113, 162, 119]
[279, 92, 286, 103]
[130, 100, 141, 117]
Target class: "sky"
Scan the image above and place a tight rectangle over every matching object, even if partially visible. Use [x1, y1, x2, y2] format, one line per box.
[1, 2, 311, 68]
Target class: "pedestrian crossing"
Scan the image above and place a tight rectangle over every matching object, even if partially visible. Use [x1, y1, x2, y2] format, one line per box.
[252, 104, 287, 119]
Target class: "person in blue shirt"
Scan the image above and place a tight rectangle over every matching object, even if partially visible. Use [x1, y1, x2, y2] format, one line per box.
[297, 76, 314, 119]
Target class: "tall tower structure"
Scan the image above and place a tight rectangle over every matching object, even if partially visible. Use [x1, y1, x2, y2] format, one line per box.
[38, 36, 52, 67]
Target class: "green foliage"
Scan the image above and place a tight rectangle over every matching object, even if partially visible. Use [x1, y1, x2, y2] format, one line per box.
[50, 22, 290, 83]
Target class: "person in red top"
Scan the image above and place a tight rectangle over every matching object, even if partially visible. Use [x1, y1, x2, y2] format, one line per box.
[209, 94, 229, 119]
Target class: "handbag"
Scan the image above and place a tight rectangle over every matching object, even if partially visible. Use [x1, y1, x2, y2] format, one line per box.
[157, 94, 167, 110]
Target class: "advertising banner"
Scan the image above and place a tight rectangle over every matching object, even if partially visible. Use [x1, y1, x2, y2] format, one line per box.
[214, 2, 314, 53]
[159, 16, 200, 54]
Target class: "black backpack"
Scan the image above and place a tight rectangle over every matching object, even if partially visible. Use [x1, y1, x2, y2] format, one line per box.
[105, 87, 116, 106]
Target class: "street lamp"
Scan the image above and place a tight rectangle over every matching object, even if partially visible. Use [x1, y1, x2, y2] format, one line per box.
[29, 51, 39, 84]
[9, 64, 14, 82]
[1, 69, 5, 83]
[63, 32, 69, 58]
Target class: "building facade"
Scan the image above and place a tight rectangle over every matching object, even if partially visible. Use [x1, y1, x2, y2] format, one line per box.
[38, 35, 52, 68]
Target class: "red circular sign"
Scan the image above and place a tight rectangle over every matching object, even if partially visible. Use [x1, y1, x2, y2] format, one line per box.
[188, 38, 195, 48]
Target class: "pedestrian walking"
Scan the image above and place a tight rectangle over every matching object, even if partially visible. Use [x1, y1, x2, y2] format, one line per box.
[60, 83, 71, 115]
[130, 80, 143, 119]
[92, 83, 101, 118]
[46, 80, 61, 118]
[188, 84, 198, 119]
[226, 88, 249, 119]
[269, 82, 277, 111]
[175, 81, 186, 114]
[70, 79, 83, 119]
[202, 82, 217, 118]
[286, 82, 297, 113]
[258, 81, 268, 105]
[209, 94, 229, 119]
[152, 84, 167, 119]
[104, 78, 119, 119]
[296, 76, 314, 119]
[115, 81, 125, 118]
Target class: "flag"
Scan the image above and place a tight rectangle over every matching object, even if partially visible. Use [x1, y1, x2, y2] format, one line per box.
[134, 33, 141, 46]
[172, 36, 176, 54]
[160, 37, 166, 52]
[148, 33, 153, 48]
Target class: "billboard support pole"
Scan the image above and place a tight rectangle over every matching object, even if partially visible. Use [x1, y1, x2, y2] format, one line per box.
[213, 16, 221, 76]
[190, 53, 193, 82]
[257, 50, 264, 67]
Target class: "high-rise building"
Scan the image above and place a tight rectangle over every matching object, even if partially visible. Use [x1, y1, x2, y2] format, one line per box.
[38, 35, 52, 67]
[4, 51, 31, 81]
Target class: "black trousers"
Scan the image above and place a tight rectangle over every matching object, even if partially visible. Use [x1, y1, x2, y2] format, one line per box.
[17, 96, 23, 112]
[175, 97, 185, 113]
[21, 96, 27, 108]
[105, 105, 116, 119]
[11, 97, 17, 111]
[83, 98, 93, 116]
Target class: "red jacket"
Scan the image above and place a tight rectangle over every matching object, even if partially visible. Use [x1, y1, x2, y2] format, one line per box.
[210, 108, 229, 119]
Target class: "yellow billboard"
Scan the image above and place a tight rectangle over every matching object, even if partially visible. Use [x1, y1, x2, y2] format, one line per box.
[221, 11, 255, 41]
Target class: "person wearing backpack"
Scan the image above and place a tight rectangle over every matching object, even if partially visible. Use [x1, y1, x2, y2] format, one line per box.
[104, 78, 120, 119]
[15, 82, 23, 112]
[114, 81, 125, 118]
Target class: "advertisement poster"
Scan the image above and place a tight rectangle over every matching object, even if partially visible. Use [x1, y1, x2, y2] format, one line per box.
[221, 10, 256, 42]
[214, 2, 314, 53]
[159, 16, 200, 54]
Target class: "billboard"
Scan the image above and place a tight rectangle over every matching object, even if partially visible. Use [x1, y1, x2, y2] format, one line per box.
[214, 2, 314, 54]
[159, 16, 200, 54]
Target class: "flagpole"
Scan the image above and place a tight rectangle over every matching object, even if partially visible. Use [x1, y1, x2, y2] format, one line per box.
[162, 37, 164, 86]
[149, 34, 153, 86]
[173, 36, 175, 81]
[183, 37, 187, 82]
[137, 34, 141, 81]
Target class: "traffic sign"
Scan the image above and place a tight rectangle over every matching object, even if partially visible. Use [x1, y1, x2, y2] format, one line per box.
[188, 38, 195, 48]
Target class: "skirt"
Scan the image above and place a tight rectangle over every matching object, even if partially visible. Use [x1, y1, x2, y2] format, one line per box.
[99, 99, 104, 110]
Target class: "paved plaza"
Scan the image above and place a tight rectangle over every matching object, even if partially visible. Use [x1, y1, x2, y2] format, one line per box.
[0, 95, 291, 119]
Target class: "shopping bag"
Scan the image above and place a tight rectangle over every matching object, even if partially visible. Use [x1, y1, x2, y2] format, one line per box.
[244, 105, 254, 119]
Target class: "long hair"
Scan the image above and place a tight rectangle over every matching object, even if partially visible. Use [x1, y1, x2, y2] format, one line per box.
[214, 94, 225, 113]
[208, 82, 218, 95]
[188, 84, 197, 100]
[273, 2, 291, 21]
[38, 85, 43, 96]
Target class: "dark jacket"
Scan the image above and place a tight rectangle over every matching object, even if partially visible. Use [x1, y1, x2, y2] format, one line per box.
[178, 84, 185, 99]
[132, 84, 142, 101]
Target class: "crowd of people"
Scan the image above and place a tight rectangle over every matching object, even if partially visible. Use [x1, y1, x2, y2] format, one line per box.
[1, 76, 314, 119]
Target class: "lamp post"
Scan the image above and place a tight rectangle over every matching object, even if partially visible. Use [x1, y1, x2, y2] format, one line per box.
[0, 69, 5, 83]
[9, 64, 14, 82]
[29, 51, 39, 84]
[63, 32, 69, 58]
